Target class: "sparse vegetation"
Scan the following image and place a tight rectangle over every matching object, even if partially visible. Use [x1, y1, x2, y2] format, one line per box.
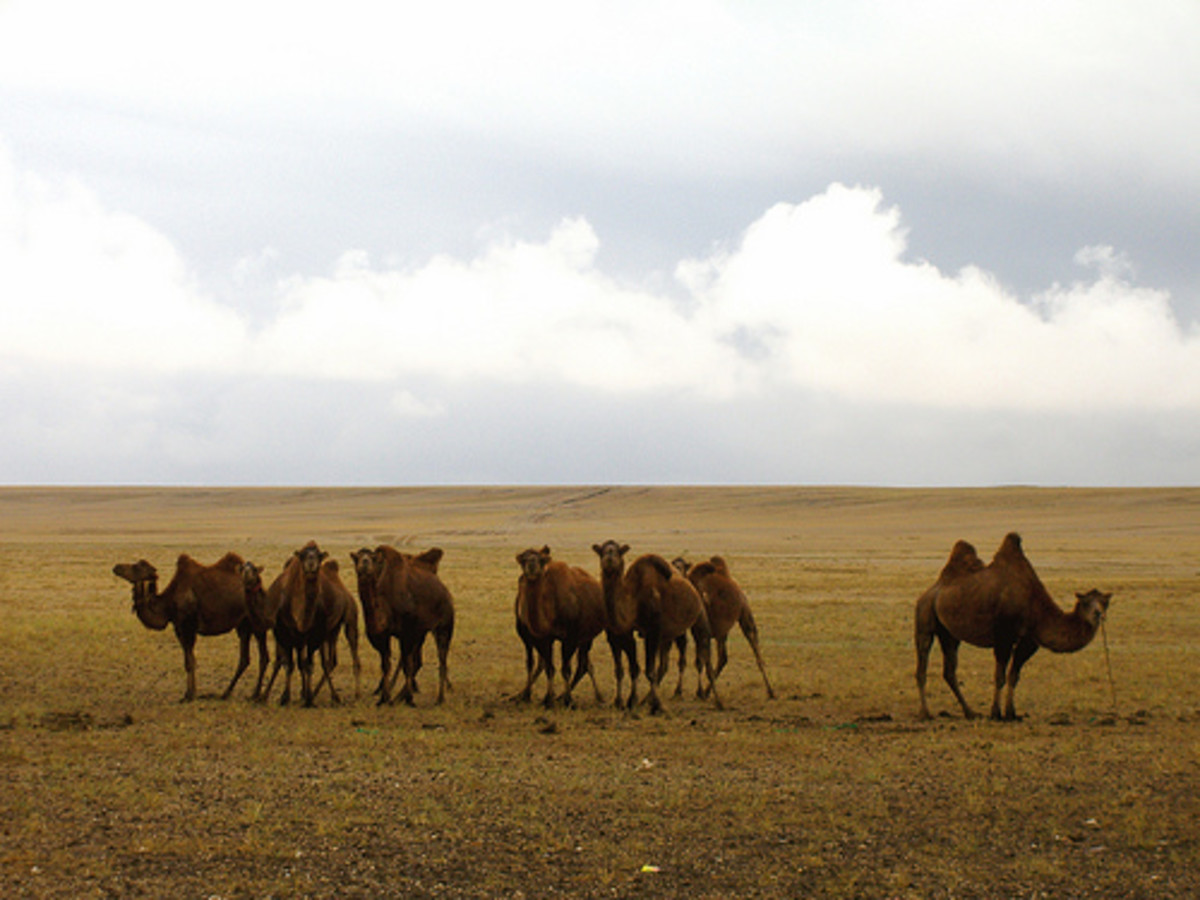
[0, 486, 1197, 898]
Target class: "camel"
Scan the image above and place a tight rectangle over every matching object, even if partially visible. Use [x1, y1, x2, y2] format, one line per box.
[113, 552, 266, 702]
[514, 546, 606, 708]
[243, 557, 360, 705]
[674, 555, 775, 700]
[364, 545, 455, 706]
[272, 542, 362, 707]
[914, 532, 1112, 721]
[593, 540, 722, 714]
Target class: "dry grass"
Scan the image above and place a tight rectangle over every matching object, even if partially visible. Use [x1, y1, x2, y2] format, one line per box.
[0, 486, 1197, 898]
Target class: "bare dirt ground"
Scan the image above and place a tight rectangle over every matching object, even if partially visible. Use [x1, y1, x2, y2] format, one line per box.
[0, 486, 1197, 898]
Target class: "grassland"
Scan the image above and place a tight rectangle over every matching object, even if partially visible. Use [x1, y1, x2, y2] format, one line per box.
[0, 485, 1197, 898]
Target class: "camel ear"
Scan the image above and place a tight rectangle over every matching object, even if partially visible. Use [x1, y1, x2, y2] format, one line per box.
[592, 544, 603, 555]
[620, 544, 630, 555]
[540, 545, 551, 556]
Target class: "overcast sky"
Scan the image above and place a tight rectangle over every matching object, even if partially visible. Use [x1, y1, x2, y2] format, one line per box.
[2, 1, 1199, 486]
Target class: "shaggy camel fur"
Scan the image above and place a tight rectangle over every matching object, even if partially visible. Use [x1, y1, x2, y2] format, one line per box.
[914, 532, 1112, 721]
[366, 545, 455, 706]
[514, 546, 606, 707]
[674, 556, 775, 700]
[272, 542, 362, 707]
[113, 552, 265, 702]
[593, 540, 722, 714]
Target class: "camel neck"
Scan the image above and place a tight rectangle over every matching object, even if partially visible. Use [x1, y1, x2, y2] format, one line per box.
[134, 583, 173, 630]
[1034, 601, 1098, 653]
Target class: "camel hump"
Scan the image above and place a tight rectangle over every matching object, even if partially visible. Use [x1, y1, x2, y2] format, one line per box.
[690, 560, 719, 580]
[708, 556, 731, 576]
[322, 558, 340, 574]
[213, 551, 245, 573]
[417, 547, 444, 570]
[993, 532, 1027, 565]
[643, 554, 675, 582]
[941, 540, 983, 579]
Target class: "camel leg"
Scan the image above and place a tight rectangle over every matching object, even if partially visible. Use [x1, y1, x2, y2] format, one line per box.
[277, 649, 294, 707]
[345, 622, 362, 702]
[299, 643, 317, 708]
[434, 626, 452, 705]
[914, 593, 939, 719]
[937, 631, 976, 719]
[693, 630, 723, 710]
[317, 641, 341, 706]
[990, 643, 1014, 721]
[672, 634, 688, 698]
[250, 632, 271, 702]
[643, 628, 664, 714]
[739, 611, 775, 699]
[558, 639, 578, 708]
[608, 632, 636, 709]
[175, 626, 198, 703]
[221, 627, 253, 700]
[574, 641, 605, 705]
[1004, 637, 1039, 720]
[371, 634, 391, 700]
[539, 640, 558, 708]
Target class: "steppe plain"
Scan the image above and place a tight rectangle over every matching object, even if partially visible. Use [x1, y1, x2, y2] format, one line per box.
[0, 485, 1197, 898]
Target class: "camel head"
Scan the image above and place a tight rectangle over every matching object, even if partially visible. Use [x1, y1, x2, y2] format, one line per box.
[516, 546, 551, 581]
[671, 557, 691, 577]
[351, 548, 380, 585]
[294, 541, 328, 581]
[112, 559, 169, 629]
[240, 561, 264, 594]
[593, 540, 630, 576]
[1073, 589, 1112, 629]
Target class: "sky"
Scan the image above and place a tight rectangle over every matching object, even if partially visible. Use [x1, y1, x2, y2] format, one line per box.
[2, 1, 1199, 486]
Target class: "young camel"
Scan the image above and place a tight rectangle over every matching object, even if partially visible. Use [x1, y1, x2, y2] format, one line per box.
[674, 556, 776, 700]
[593, 540, 722, 714]
[914, 532, 1112, 721]
[112, 552, 265, 702]
[514, 546, 606, 708]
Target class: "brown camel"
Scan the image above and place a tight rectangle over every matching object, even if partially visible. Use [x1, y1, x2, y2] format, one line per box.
[271, 542, 362, 707]
[514, 546, 606, 707]
[113, 552, 265, 702]
[674, 556, 775, 700]
[364, 545, 455, 706]
[593, 540, 721, 714]
[914, 532, 1112, 721]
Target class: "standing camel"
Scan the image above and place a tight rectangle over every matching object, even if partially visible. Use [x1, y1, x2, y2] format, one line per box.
[366, 545, 455, 706]
[914, 532, 1112, 721]
[273, 542, 362, 707]
[674, 556, 775, 700]
[514, 546, 606, 708]
[113, 552, 265, 702]
[593, 540, 722, 714]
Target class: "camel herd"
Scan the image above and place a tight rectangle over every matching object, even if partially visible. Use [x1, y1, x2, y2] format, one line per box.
[112, 532, 1111, 720]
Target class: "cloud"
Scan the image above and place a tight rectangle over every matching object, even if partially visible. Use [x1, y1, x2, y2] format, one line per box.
[2, 3, 1196, 187]
[2, 145, 1198, 417]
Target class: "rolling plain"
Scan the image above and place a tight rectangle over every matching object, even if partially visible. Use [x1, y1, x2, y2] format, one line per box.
[0, 485, 1197, 898]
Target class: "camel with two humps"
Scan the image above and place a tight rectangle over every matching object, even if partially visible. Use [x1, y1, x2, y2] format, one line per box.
[113, 552, 267, 702]
[514, 546, 606, 708]
[593, 540, 722, 714]
[673, 555, 775, 700]
[359, 545, 455, 706]
[914, 532, 1111, 721]
[268, 542, 362, 707]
